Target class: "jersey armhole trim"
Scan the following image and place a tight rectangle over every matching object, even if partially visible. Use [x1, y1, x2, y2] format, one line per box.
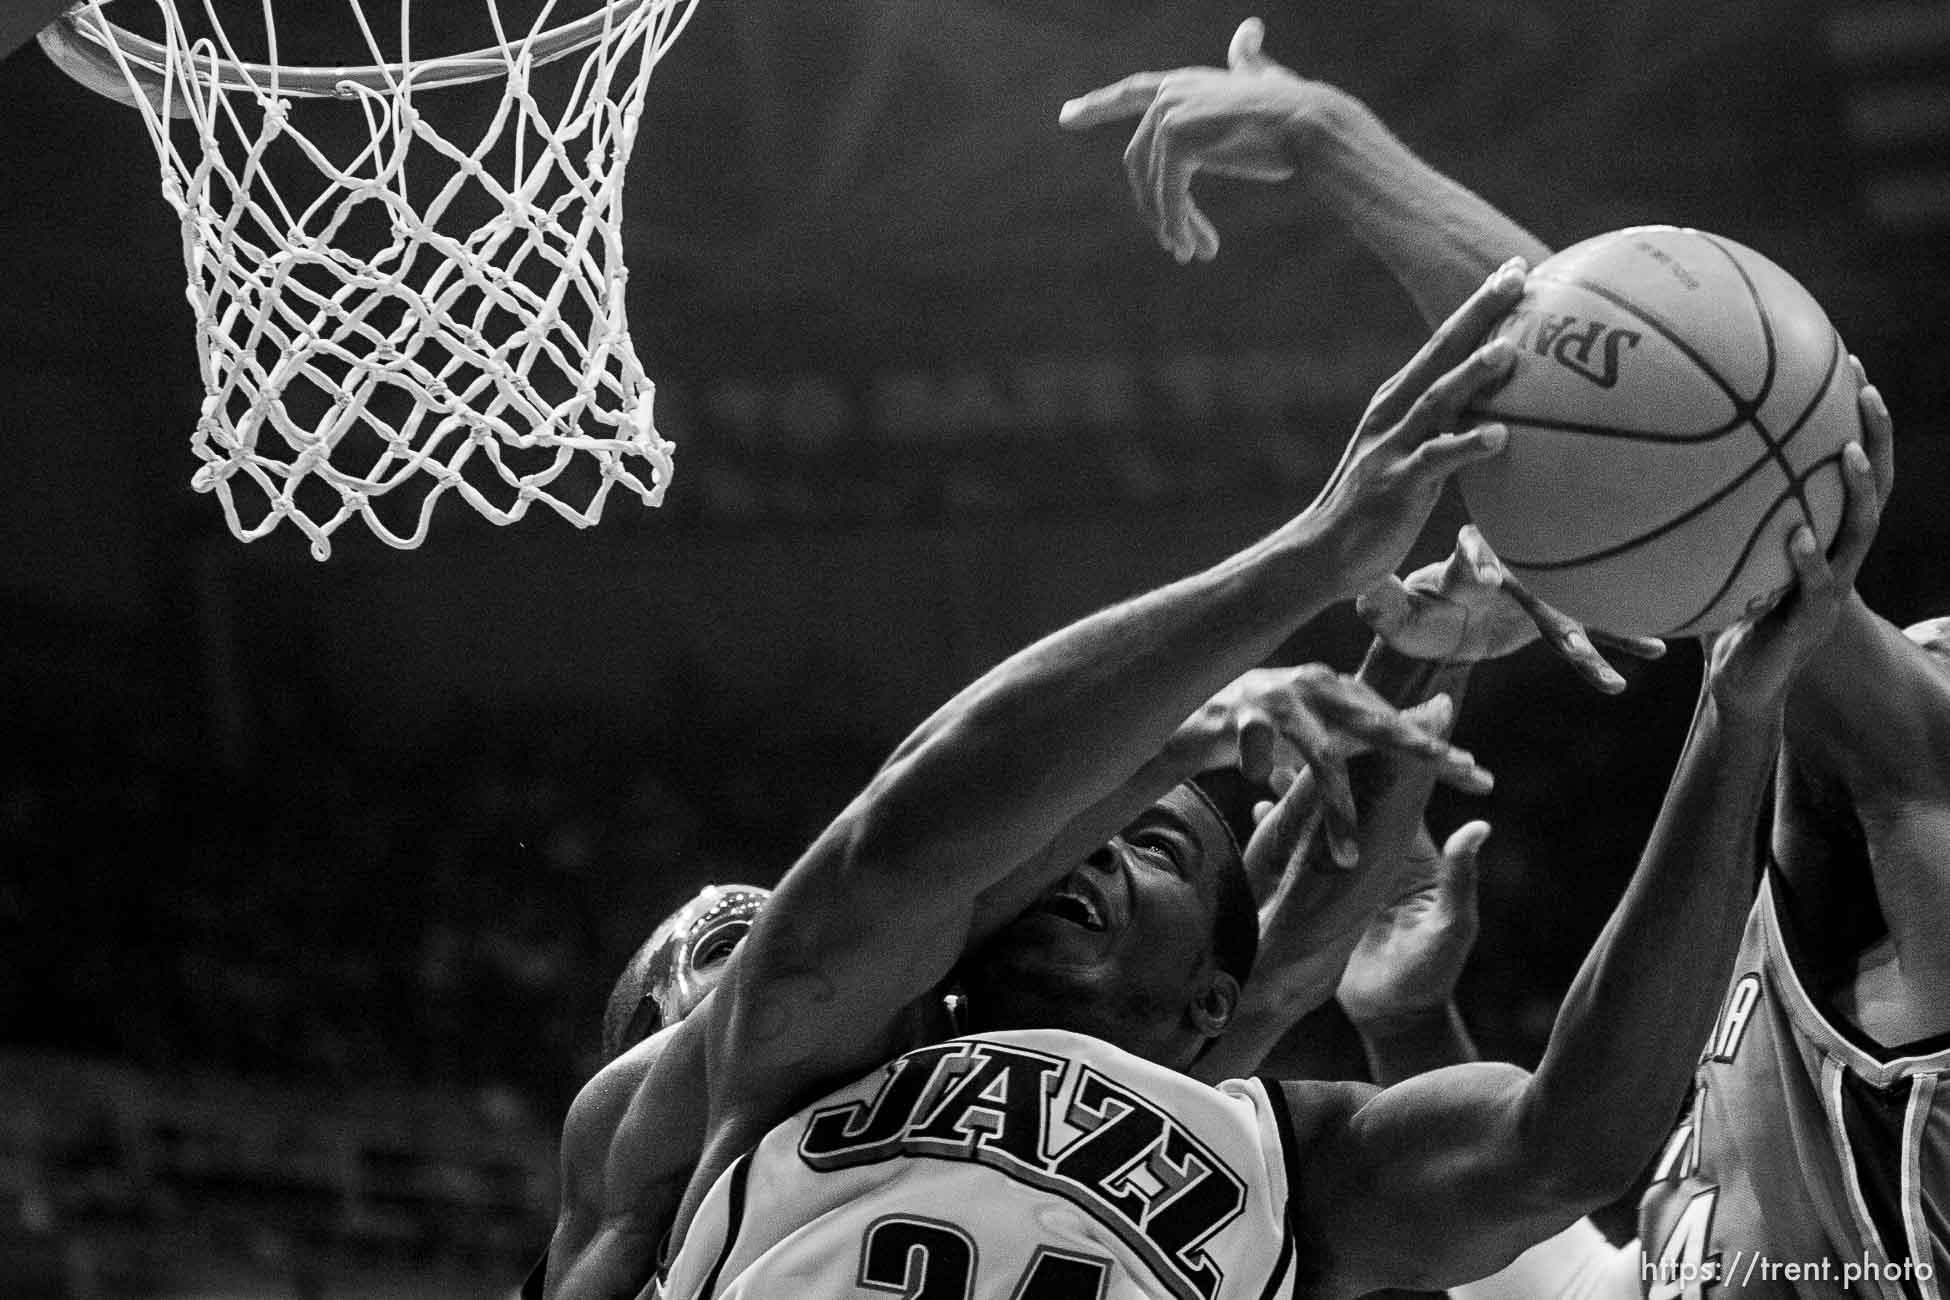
[695, 1151, 755, 1300]
[1258, 1077, 1303, 1216]
[1256, 1079, 1307, 1300]
[1762, 867, 1950, 1076]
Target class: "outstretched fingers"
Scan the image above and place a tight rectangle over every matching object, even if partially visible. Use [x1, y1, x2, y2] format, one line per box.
[1157, 151, 1201, 262]
[1498, 571, 1629, 694]
[1588, 629, 1669, 660]
[1453, 524, 1505, 585]
[1391, 338, 1517, 480]
[1439, 820, 1491, 889]
[1123, 110, 1164, 232]
[1827, 440, 1882, 590]
[1750, 524, 1838, 657]
[1185, 205, 1220, 262]
[1788, 526, 1838, 617]
[1267, 704, 1359, 868]
[1399, 335, 1518, 443]
[1458, 523, 1666, 665]
[1227, 17, 1268, 68]
[1250, 763, 1310, 829]
[1307, 682, 1491, 794]
[1058, 72, 1168, 129]
[1850, 356, 1895, 509]
[1368, 258, 1527, 431]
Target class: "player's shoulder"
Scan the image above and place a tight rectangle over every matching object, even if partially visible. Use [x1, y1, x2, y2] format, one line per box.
[564, 1005, 718, 1180]
[567, 1022, 675, 1131]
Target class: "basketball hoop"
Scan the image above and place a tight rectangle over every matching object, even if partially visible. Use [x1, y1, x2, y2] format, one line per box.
[39, 0, 699, 558]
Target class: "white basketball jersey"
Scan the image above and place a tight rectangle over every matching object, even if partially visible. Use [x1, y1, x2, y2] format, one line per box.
[656, 1028, 1307, 1300]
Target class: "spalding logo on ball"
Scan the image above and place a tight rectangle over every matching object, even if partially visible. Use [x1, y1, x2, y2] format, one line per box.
[1459, 225, 1860, 639]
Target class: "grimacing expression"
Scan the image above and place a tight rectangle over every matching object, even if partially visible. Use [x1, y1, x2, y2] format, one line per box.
[958, 782, 1242, 1056]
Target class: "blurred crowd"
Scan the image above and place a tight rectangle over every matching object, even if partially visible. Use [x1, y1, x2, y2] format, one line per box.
[0, 664, 889, 1118]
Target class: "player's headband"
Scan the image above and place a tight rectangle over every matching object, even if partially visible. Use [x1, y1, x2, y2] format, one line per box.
[631, 883, 771, 1040]
[1181, 779, 1244, 869]
[1902, 616, 1950, 658]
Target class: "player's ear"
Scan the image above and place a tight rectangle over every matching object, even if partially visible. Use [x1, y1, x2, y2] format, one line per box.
[1189, 970, 1240, 1038]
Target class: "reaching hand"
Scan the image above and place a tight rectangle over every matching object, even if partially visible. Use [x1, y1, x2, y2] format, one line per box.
[1197, 667, 1490, 868]
[1703, 429, 1885, 718]
[1849, 354, 1896, 514]
[1357, 525, 1667, 694]
[1058, 18, 1331, 263]
[1302, 260, 1526, 600]
[1337, 822, 1487, 1027]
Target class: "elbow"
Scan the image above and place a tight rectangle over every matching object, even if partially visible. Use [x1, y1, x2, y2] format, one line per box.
[1531, 1157, 1642, 1220]
[1513, 1126, 1651, 1219]
[1499, 1076, 1659, 1218]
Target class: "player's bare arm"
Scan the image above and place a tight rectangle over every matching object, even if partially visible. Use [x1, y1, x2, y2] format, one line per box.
[1768, 371, 1950, 1039]
[535, 884, 769, 1300]
[666, 265, 1529, 1252]
[1313, 813, 1646, 1300]
[1326, 818, 1649, 1300]
[952, 657, 1490, 909]
[541, 1015, 717, 1300]
[1060, 17, 1550, 322]
[1291, 433, 1885, 1297]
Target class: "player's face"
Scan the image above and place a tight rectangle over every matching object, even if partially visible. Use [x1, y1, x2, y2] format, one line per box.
[959, 784, 1233, 1055]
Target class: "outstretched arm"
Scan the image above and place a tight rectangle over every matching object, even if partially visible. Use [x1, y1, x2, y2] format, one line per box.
[1060, 17, 1552, 322]
[542, 1015, 717, 1300]
[1335, 833, 1648, 1300]
[1780, 367, 1917, 777]
[1768, 374, 1950, 1025]
[955, 658, 1493, 912]
[1292, 435, 1884, 1297]
[664, 270, 1529, 1250]
[1302, 812, 1645, 1300]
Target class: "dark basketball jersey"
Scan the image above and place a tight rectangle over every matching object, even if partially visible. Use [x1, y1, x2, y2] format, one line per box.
[655, 1028, 1311, 1300]
[1637, 875, 1950, 1299]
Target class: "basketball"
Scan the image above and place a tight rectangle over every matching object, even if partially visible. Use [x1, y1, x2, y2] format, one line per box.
[1457, 226, 1861, 638]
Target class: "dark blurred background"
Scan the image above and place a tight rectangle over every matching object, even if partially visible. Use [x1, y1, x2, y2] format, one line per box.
[0, 0, 1946, 1294]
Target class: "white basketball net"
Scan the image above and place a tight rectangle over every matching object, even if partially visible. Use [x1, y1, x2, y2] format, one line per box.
[48, 0, 698, 558]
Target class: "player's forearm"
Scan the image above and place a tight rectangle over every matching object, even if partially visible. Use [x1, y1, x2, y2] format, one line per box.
[1513, 689, 1774, 1203]
[862, 518, 1348, 891]
[1293, 91, 1551, 327]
